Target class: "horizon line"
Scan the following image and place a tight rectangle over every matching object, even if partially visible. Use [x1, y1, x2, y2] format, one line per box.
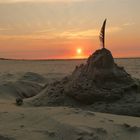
[0, 57, 140, 61]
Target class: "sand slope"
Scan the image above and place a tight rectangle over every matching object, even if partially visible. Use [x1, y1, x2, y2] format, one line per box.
[0, 72, 46, 100]
[0, 101, 140, 140]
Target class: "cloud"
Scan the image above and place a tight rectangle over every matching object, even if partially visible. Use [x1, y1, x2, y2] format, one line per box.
[0, 0, 131, 3]
[61, 27, 122, 39]
[0, 27, 13, 31]
[123, 22, 135, 27]
[58, 29, 99, 39]
[0, 0, 86, 3]
[0, 26, 122, 40]
[107, 26, 122, 33]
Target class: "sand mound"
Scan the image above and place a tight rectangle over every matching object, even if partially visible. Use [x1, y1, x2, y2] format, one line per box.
[0, 135, 15, 140]
[0, 72, 46, 100]
[24, 48, 140, 117]
[19, 72, 46, 84]
[64, 48, 137, 104]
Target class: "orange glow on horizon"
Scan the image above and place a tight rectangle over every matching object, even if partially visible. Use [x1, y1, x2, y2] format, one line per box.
[0, 37, 139, 59]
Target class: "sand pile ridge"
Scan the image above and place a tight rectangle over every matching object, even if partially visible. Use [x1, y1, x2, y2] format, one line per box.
[25, 48, 140, 111]
[64, 48, 137, 104]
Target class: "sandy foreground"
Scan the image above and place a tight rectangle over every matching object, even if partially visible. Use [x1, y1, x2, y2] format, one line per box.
[0, 100, 140, 140]
[0, 59, 140, 140]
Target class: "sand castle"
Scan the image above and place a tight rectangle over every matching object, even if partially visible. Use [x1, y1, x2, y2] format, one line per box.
[63, 47, 136, 104]
[25, 20, 140, 116]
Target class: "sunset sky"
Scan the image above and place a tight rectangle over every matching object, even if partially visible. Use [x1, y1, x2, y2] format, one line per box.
[0, 0, 139, 59]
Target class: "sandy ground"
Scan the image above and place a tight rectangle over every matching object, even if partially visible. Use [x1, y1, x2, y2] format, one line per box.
[0, 59, 140, 140]
[1, 101, 140, 140]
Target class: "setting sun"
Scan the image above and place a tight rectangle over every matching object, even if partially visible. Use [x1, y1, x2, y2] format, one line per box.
[77, 48, 82, 55]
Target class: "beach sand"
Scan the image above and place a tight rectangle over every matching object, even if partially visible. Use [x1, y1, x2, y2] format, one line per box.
[1, 101, 140, 140]
[0, 58, 140, 140]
